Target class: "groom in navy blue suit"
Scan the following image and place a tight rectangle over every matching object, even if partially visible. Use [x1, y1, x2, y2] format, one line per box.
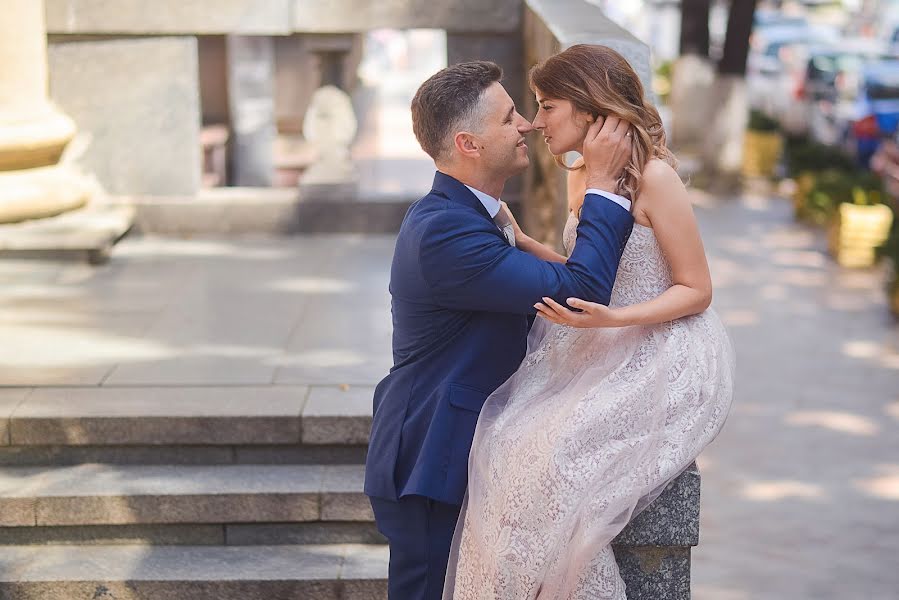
[364, 61, 635, 599]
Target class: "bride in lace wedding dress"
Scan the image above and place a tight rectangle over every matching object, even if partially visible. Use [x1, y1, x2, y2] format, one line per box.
[442, 45, 735, 599]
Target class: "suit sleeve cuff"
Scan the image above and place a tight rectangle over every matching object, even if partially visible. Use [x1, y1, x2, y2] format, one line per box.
[585, 188, 631, 212]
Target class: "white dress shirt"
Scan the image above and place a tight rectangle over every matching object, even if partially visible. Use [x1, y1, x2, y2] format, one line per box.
[464, 185, 502, 218]
[464, 184, 631, 215]
[585, 188, 631, 212]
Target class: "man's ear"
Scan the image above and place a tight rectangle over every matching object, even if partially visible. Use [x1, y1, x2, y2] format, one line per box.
[454, 131, 482, 158]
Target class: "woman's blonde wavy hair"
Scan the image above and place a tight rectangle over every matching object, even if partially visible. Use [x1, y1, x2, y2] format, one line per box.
[529, 44, 677, 202]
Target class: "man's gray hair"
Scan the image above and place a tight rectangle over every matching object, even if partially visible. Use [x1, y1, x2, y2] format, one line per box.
[411, 61, 503, 162]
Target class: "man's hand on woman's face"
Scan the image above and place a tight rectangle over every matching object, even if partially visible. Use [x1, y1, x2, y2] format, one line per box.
[583, 115, 633, 192]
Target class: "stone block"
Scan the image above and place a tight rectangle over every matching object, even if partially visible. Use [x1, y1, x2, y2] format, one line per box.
[0, 390, 30, 446]
[615, 464, 700, 547]
[613, 546, 691, 600]
[293, 0, 522, 33]
[35, 493, 320, 526]
[46, 0, 293, 35]
[524, 0, 651, 90]
[10, 386, 307, 445]
[341, 544, 390, 600]
[0, 544, 361, 597]
[302, 386, 373, 445]
[235, 445, 367, 466]
[320, 466, 372, 521]
[226, 522, 384, 545]
[0, 497, 36, 527]
[0, 445, 236, 467]
[0, 523, 225, 546]
[48, 36, 201, 196]
[0, 464, 330, 526]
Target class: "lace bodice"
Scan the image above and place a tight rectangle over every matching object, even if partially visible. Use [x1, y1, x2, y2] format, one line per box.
[563, 213, 672, 308]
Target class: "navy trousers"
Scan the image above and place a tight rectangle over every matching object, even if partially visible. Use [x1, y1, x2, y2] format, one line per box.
[369, 494, 462, 600]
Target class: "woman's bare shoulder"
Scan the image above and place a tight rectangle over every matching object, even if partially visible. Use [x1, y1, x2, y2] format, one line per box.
[633, 159, 686, 224]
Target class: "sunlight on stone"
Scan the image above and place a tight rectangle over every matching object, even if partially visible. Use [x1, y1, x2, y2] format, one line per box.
[0, 325, 171, 367]
[784, 410, 879, 437]
[266, 277, 357, 294]
[720, 309, 759, 327]
[272, 349, 367, 368]
[761, 229, 816, 249]
[696, 454, 715, 471]
[842, 340, 881, 360]
[770, 250, 826, 269]
[741, 480, 824, 501]
[759, 284, 786, 300]
[718, 238, 760, 256]
[825, 294, 872, 312]
[706, 257, 747, 288]
[693, 585, 751, 600]
[885, 402, 899, 421]
[1, 284, 81, 302]
[853, 465, 899, 501]
[115, 239, 290, 260]
[188, 344, 280, 358]
[776, 269, 827, 288]
[740, 193, 771, 211]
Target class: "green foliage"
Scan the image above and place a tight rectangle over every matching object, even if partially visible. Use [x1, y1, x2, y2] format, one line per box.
[747, 109, 780, 132]
[785, 136, 855, 175]
[804, 168, 885, 224]
[877, 205, 899, 264]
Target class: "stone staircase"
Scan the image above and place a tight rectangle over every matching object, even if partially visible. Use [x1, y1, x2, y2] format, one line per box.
[0, 385, 386, 599]
[0, 384, 699, 599]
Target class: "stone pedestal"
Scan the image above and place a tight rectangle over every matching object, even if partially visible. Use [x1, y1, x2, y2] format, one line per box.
[48, 36, 202, 196]
[227, 35, 276, 187]
[0, 0, 89, 223]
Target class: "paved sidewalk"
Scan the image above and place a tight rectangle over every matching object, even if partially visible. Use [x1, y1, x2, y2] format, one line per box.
[689, 193, 899, 599]
[1, 193, 897, 598]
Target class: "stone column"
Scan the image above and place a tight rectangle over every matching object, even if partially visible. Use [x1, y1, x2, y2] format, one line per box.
[0, 0, 89, 223]
[227, 35, 276, 187]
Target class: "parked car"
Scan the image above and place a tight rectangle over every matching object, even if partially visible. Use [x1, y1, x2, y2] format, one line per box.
[844, 59, 899, 167]
[747, 24, 840, 134]
[802, 40, 888, 145]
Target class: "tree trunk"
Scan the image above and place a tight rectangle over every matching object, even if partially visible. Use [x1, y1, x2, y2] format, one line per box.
[679, 0, 711, 57]
[699, 0, 759, 178]
[718, 0, 759, 76]
[671, 0, 713, 150]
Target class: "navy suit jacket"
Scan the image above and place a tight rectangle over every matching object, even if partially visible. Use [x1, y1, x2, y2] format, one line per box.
[364, 171, 634, 505]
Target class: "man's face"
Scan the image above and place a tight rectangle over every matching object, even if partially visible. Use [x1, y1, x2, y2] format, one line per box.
[469, 82, 533, 178]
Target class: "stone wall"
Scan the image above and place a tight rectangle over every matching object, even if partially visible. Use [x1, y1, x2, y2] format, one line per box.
[45, 0, 292, 35]
[48, 36, 201, 196]
[292, 0, 521, 33]
[522, 0, 652, 248]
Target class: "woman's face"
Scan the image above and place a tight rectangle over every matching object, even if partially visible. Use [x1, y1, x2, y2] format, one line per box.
[531, 91, 593, 156]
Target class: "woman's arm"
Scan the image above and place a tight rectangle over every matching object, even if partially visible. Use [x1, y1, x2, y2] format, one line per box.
[535, 160, 712, 327]
[502, 157, 591, 264]
[499, 202, 568, 264]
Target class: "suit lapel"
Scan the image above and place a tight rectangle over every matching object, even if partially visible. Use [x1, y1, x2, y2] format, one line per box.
[430, 171, 494, 223]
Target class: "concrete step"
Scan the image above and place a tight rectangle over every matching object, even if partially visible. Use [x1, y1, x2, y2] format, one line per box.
[130, 187, 414, 235]
[0, 464, 372, 529]
[0, 386, 372, 463]
[0, 201, 134, 264]
[0, 462, 700, 548]
[0, 543, 388, 599]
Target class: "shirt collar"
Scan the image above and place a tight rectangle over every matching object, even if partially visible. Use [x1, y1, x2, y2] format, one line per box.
[464, 185, 501, 218]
